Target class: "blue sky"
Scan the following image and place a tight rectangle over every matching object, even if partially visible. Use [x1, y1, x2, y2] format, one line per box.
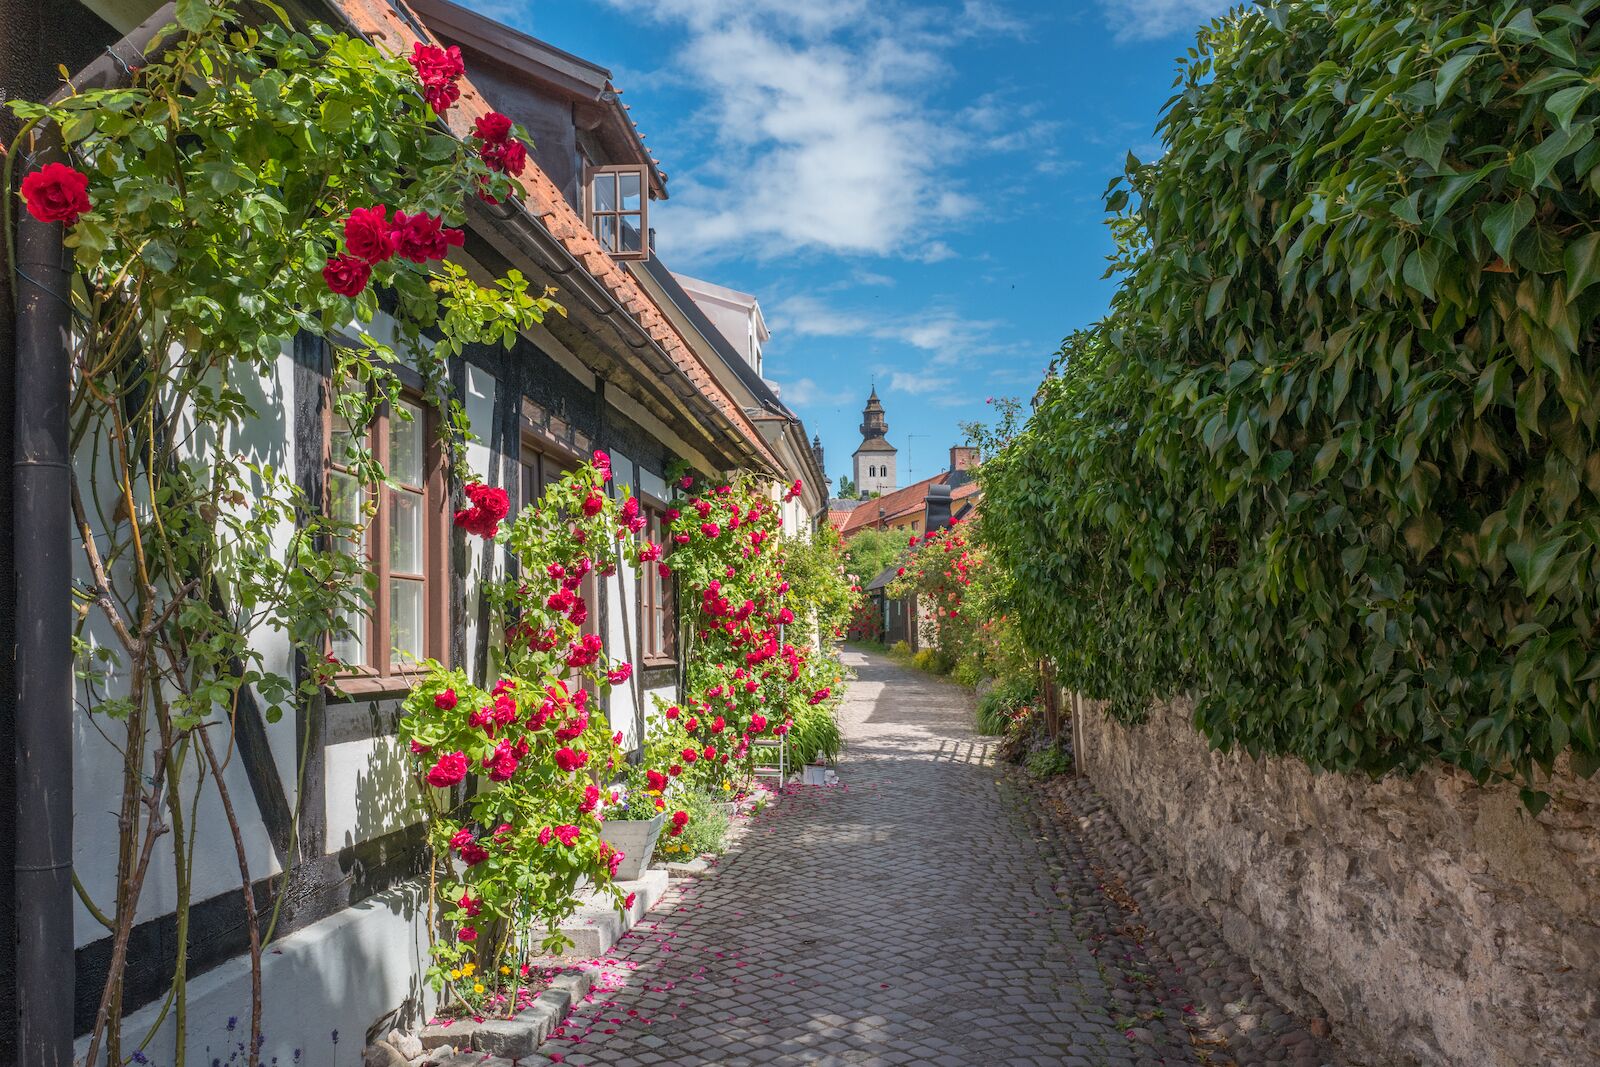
[466, 0, 1232, 489]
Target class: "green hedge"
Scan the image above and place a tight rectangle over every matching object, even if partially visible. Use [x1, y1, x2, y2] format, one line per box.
[981, 0, 1600, 805]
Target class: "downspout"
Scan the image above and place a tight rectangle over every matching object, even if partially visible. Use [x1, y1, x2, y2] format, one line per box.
[11, 6, 176, 1064]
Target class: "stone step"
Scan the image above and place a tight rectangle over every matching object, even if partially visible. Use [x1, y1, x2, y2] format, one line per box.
[553, 867, 669, 959]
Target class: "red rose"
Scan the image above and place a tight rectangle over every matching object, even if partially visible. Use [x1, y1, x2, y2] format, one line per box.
[344, 205, 397, 263]
[392, 210, 465, 263]
[474, 112, 514, 142]
[410, 41, 464, 85]
[426, 751, 469, 788]
[20, 163, 91, 224]
[680, 747, 698, 764]
[646, 769, 668, 792]
[607, 663, 633, 685]
[480, 136, 528, 176]
[554, 746, 587, 772]
[700, 522, 721, 539]
[434, 688, 457, 711]
[454, 481, 510, 538]
[460, 843, 489, 866]
[449, 828, 475, 852]
[458, 891, 481, 917]
[581, 492, 605, 517]
[592, 450, 612, 480]
[579, 783, 601, 814]
[552, 823, 580, 847]
[625, 892, 637, 908]
[409, 42, 464, 114]
[458, 925, 478, 942]
[322, 254, 371, 297]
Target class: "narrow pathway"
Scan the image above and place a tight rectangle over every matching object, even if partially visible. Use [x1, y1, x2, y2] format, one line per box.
[546, 649, 1184, 1066]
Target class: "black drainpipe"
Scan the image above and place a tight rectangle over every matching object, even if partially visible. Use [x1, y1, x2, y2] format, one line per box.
[11, 7, 175, 1064]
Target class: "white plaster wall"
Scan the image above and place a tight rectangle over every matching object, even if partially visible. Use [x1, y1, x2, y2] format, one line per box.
[606, 452, 642, 751]
[76, 882, 436, 1067]
[323, 732, 422, 855]
[72, 347, 300, 947]
[460, 361, 499, 683]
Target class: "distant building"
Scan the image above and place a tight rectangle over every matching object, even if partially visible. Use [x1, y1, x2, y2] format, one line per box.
[673, 272, 769, 378]
[836, 445, 982, 542]
[852, 387, 898, 496]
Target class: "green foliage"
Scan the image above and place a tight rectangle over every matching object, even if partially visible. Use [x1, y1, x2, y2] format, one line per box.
[980, 0, 1600, 798]
[835, 475, 858, 498]
[785, 700, 844, 766]
[912, 647, 954, 675]
[655, 786, 731, 861]
[841, 528, 904, 585]
[977, 675, 1039, 736]
[778, 525, 858, 646]
[1025, 744, 1073, 779]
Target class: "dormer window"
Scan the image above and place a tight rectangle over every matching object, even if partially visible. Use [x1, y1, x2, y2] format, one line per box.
[585, 165, 649, 260]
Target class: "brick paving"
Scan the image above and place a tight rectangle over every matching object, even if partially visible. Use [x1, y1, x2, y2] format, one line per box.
[537, 649, 1330, 1067]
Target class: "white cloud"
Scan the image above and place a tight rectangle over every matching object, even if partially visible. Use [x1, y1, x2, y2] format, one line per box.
[601, 0, 1023, 262]
[773, 376, 853, 407]
[1099, 0, 1233, 43]
[772, 294, 1000, 367]
[889, 370, 955, 395]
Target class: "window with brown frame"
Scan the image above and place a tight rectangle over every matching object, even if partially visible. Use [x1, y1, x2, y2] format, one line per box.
[640, 504, 676, 664]
[585, 165, 649, 260]
[520, 441, 599, 637]
[328, 393, 448, 686]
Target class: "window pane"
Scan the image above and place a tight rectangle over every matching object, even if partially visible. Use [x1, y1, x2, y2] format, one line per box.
[389, 401, 425, 486]
[329, 470, 364, 537]
[620, 171, 641, 211]
[592, 173, 616, 212]
[331, 413, 360, 466]
[389, 487, 423, 573]
[596, 215, 616, 252]
[332, 611, 366, 666]
[390, 578, 423, 665]
[620, 215, 642, 253]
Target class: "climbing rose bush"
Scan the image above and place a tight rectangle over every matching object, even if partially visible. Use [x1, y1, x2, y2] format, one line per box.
[656, 475, 846, 788]
[399, 456, 679, 1001]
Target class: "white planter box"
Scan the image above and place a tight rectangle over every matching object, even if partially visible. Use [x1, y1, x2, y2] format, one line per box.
[598, 812, 666, 881]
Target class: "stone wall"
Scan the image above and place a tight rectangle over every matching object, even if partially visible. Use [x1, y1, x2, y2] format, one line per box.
[1076, 698, 1600, 1067]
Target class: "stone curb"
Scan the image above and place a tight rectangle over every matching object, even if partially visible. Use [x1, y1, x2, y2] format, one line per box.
[417, 967, 595, 1061]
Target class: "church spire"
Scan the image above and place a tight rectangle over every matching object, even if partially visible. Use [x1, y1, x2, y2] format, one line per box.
[859, 387, 888, 441]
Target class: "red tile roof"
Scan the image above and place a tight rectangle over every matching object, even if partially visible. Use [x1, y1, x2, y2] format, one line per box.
[837, 473, 947, 536]
[332, 0, 780, 471]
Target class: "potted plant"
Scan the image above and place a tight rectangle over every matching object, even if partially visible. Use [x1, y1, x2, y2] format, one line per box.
[598, 766, 671, 881]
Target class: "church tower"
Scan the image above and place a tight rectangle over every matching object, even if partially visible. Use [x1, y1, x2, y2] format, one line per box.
[851, 386, 897, 496]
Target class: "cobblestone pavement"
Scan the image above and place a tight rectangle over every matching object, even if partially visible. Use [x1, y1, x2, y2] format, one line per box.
[538, 649, 1338, 1067]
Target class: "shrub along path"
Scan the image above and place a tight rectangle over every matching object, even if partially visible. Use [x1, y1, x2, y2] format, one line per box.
[533, 649, 1333, 1067]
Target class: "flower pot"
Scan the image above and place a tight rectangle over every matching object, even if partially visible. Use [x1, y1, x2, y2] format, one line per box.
[599, 813, 666, 881]
[801, 764, 829, 786]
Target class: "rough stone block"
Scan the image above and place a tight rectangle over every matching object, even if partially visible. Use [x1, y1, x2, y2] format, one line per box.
[419, 1021, 479, 1050]
[664, 857, 710, 878]
[472, 1016, 541, 1058]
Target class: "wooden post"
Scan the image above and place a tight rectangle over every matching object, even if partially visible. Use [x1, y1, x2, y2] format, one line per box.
[1040, 658, 1061, 739]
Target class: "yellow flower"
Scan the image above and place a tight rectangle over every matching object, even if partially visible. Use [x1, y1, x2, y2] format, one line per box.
[500, 965, 511, 975]
[449, 969, 462, 981]
[722, 781, 732, 791]
[462, 962, 476, 976]
[473, 983, 485, 994]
